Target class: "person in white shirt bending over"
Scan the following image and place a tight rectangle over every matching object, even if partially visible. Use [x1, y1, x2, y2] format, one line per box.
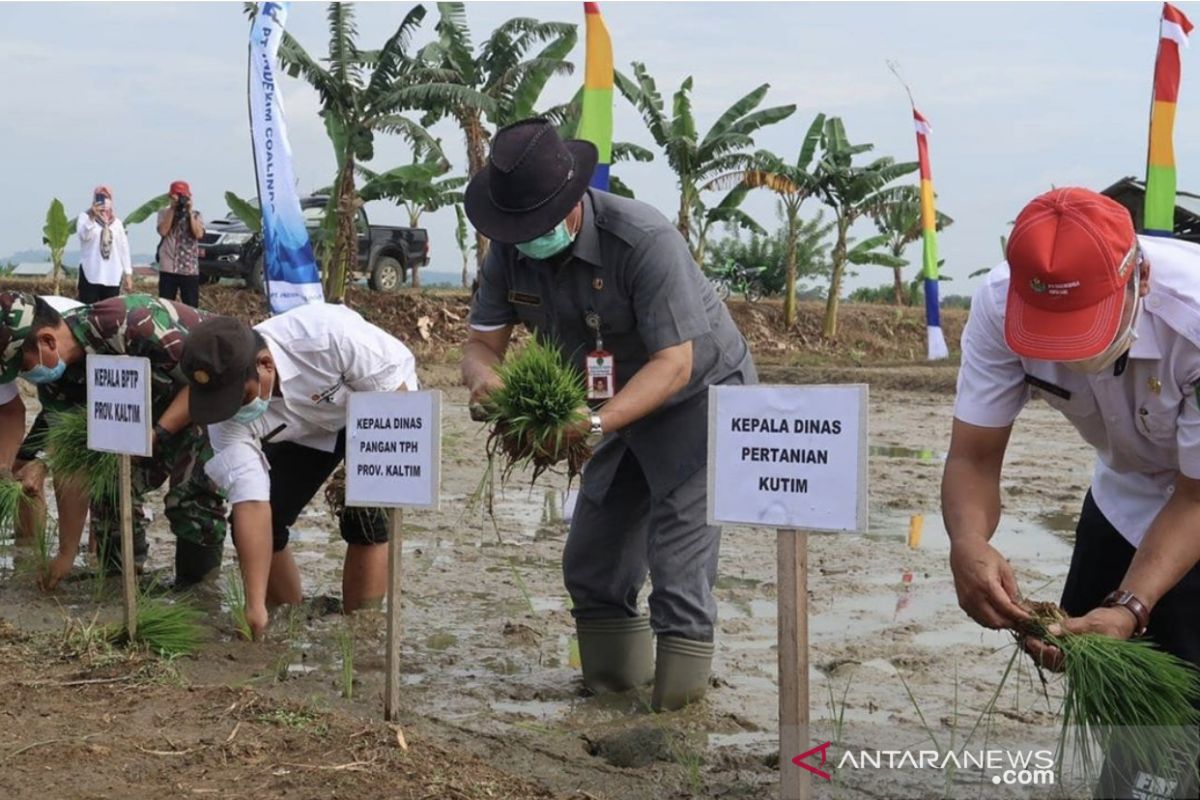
[181, 305, 418, 639]
[76, 185, 132, 303]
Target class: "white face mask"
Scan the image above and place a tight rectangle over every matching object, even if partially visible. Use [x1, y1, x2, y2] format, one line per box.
[1063, 271, 1142, 375]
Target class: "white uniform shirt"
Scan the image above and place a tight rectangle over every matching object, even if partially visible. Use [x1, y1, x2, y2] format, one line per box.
[205, 303, 419, 505]
[956, 235, 1200, 547]
[76, 212, 132, 287]
[0, 295, 84, 406]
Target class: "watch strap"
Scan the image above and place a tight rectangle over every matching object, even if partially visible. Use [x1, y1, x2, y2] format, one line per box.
[1103, 590, 1150, 637]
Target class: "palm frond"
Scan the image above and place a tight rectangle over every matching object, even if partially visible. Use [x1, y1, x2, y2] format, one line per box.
[363, 5, 427, 103]
[612, 142, 654, 163]
[507, 30, 578, 122]
[700, 83, 768, 149]
[124, 194, 170, 227]
[435, 2, 477, 84]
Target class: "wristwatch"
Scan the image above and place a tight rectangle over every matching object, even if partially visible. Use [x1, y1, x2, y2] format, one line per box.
[584, 413, 604, 447]
[1102, 590, 1150, 637]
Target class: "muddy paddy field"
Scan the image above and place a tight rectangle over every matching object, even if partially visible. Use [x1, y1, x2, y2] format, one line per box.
[0, 292, 1098, 799]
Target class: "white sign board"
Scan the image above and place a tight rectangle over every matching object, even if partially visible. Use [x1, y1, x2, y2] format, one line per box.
[707, 384, 867, 532]
[86, 354, 152, 457]
[345, 390, 441, 509]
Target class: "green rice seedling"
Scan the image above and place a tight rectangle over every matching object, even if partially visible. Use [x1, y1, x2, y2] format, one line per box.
[222, 572, 252, 641]
[338, 624, 354, 700]
[106, 593, 207, 658]
[43, 409, 120, 506]
[481, 336, 590, 487]
[1017, 600, 1200, 788]
[0, 477, 29, 542]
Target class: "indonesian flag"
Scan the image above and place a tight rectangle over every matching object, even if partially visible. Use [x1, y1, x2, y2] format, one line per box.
[1163, 2, 1194, 48]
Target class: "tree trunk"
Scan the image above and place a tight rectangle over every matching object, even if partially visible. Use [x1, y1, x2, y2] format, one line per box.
[822, 219, 849, 340]
[52, 257, 61, 297]
[461, 252, 470, 289]
[678, 187, 693, 257]
[892, 265, 905, 306]
[463, 110, 491, 270]
[325, 154, 357, 303]
[783, 211, 799, 329]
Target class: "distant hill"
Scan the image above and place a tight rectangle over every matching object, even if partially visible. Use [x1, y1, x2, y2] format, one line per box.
[4, 249, 157, 265]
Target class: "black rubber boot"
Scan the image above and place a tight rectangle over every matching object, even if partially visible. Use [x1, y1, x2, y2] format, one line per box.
[651, 635, 714, 711]
[174, 539, 224, 587]
[576, 616, 655, 694]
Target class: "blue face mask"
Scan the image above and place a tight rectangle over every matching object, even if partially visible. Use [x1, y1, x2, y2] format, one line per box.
[232, 396, 269, 425]
[21, 351, 66, 384]
[515, 222, 574, 260]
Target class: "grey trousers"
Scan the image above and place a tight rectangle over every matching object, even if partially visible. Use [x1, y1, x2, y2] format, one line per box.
[563, 447, 721, 642]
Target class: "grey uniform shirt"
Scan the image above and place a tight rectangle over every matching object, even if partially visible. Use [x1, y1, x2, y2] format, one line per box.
[470, 189, 756, 500]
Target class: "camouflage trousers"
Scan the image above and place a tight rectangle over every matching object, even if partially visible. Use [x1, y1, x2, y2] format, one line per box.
[92, 423, 227, 584]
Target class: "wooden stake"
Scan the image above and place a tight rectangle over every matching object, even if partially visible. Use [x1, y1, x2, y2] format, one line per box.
[119, 454, 136, 638]
[778, 529, 809, 800]
[384, 507, 404, 721]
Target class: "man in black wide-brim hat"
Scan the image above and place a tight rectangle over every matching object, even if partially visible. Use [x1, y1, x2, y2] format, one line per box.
[460, 118, 757, 711]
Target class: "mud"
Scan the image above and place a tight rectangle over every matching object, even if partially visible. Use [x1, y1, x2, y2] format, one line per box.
[0, 372, 1097, 799]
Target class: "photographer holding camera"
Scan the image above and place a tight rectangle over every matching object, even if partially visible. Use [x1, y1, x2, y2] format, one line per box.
[156, 180, 205, 307]
[76, 185, 133, 303]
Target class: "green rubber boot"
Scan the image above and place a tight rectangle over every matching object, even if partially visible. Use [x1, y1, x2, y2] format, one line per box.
[651, 635, 714, 711]
[576, 616, 655, 694]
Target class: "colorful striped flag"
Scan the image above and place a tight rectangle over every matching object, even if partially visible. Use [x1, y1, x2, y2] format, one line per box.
[913, 108, 948, 361]
[577, 2, 613, 190]
[1144, 2, 1194, 235]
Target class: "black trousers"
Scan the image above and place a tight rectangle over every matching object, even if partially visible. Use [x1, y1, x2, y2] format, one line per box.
[230, 430, 388, 553]
[76, 271, 119, 303]
[159, 272, 200, 307]
[1062, 492, 1200, 799]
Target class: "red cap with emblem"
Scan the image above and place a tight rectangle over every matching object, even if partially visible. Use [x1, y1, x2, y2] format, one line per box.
[1004, 187, 1138, 361]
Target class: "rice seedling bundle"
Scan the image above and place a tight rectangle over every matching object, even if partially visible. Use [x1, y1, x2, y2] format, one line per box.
[1016, 600, 1200, 784]
[43, 408, 119, 505]
[106, 595, 206, 658]
[482, 337, 590, 485]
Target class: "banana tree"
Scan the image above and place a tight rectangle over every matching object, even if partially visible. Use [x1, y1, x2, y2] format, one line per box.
[455, 204, 472, 287]
[43, 200, 70, 296]
[811, 117, 918, 339]
[267, 3, 477, 301]
[867, 184, 954, 305]
[353, 158, 466, 287]
[690, 188, 765, 268]
[704, 113, 825, 327]
[615, 62, 795, 259]
[418, 3, 577, 266]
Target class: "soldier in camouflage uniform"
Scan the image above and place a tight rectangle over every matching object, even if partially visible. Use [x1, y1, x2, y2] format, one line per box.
[17, 294, 227, 585]
[0, 292, 89, 554]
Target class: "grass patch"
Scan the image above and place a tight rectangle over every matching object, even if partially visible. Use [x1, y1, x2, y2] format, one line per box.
[43, 408, 120, 506]
[0, 477, 29, 541]
[106, 593, 207, 658]
[338, 625, 354, 700]
[255, 707, 329, 736]
[222, 572, 251, 641]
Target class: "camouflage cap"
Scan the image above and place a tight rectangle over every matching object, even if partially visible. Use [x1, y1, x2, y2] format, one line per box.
[0, 292, 40, 383]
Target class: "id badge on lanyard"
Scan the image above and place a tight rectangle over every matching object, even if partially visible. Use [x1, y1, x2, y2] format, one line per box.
[585, 310, 615, 400]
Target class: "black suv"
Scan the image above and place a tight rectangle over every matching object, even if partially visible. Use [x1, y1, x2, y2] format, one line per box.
[198, 195, 431, 292]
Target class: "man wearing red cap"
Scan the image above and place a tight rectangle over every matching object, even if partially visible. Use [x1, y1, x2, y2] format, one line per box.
[945, 187, 1200, 795]
[156, 181, 205, 307]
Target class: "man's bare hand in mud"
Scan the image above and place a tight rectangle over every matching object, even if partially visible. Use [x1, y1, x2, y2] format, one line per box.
[949, 538, 1030, 629]
[41, 553, 75, 591]
[246, 603, 269, 640]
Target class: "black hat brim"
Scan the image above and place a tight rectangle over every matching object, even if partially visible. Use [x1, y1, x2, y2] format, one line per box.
[464, 140, 598, 246]
[189, 377, 251, 426]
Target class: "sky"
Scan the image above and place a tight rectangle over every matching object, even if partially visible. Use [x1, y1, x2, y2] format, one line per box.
[0, 1, 1187, 294]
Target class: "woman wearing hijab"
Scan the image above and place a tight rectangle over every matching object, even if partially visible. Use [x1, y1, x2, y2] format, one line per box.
[76, 185, 133, 303]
